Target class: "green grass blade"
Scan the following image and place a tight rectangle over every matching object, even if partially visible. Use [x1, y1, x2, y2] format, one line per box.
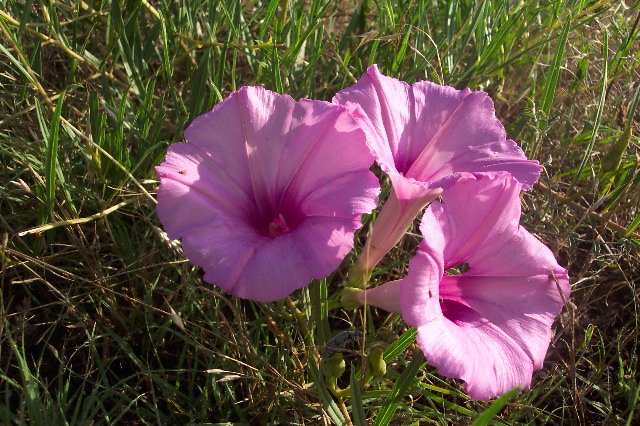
[541, 11, 572, 112]
[391, 29, 411, 74]
[451, 0, 487, 74]
[540, 16, 572, 117]
[271, 45, 284, 93]
[374, 352, 424, 426]
[602, 162, 638, 212]
[43, 91, 66, 224]
[455, 7, 525, 85]
[530, 15, 571, 157]
[625, 383, 639, 426]
[110, 0, 145, 96]
[310, 279, 330, 347]
[16, 0, 35, 39]
[0, 27, 38, 89]
[383, 328, 417, 363]
[625, 208, 640, 237]
[190, 48, 212, 120]
[471, 387, 520, 426]
[258, 0, 280, 42]
[309, 358, 348, 426]
[609, 11, 640, 79]
[574, 30, 608, 182]
[602, 83, 639, 173]
[6, 332, 46, 424]
[350, 365, 366, 426]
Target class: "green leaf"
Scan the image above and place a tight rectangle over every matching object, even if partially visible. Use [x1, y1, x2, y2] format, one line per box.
[471, 387, 520, 426]
[540, 16, 572, 118]
[530, 15, 572, 157]
[391, 29, 411, 74]
[383, 328, 417, 363]
[310, 279, 330, 347]
[574, 29, 608, 183]
[190, 48, 212, 120]
[309, 358, 348, 426]
[350, 365, 367, 426]
[601, 83, 639, 173]
[374, 352, 424, 426]
[43, 91, 66, 224]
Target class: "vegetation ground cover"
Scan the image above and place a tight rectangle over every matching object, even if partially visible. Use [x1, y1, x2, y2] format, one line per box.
[0, 0, 638, 424]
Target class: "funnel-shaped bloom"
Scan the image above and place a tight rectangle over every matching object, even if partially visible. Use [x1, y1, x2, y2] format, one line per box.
[334, 66, 541, 279]
[156, 87, 380, 302]
[348, 173, 570, 399]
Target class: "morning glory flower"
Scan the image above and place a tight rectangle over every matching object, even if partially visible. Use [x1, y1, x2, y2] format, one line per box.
[345, 173, 570, 399]
[156, 86, 380, 302]
[333, 65, 542, 281]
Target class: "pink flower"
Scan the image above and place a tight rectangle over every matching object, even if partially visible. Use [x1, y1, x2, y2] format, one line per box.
[333, 66, 541, 279]
[156, 87, 380, 302]
[348, 173, 570, 399]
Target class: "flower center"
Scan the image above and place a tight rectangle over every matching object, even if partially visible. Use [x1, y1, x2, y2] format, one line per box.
[268, 213, 290, 237]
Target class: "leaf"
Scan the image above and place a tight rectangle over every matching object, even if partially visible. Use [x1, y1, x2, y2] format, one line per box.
[350, 365, 367, 426]
[471, 387, 520, 426]
[540, 16, 572, 118]
[574, 29, 608, 182]
[530, 15, 572, 157]
[383, 328, 417, 363]
[601, 83, 639, 173]
[374, 352, 424, 426]
[310, 279, 330, 347]
[43, 91, 66, 224]
[309, 358, 348, 426]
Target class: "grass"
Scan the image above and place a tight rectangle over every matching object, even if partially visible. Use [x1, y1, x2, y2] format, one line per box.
[0, 0, 639, 424]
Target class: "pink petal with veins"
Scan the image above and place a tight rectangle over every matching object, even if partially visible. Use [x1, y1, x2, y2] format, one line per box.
[354, 174, 569, 399]
[334, 66, 540, 273]
[402, 173, 569, 399]
[157, 87, 380, 301]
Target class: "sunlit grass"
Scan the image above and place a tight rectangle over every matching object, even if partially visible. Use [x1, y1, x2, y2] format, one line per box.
[0, 0, 638, 424]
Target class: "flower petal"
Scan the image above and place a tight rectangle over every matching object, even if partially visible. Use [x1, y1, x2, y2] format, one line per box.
[157, 87, 379, 301]
[335, 67, 540, 277]
[170, 215, 361, 303]
[298, 171, 379, 220]
[400, 248, 536, 399]
[420, 173, 522, 268]
[422, 139, 541, 191]
[359, 175, 442, 272]
[333, 65, 412, 176]
[334, 66, 541, 189]
[184, 89, 259, 205]
[399, 251, 545, 399]
[439, 272, 568, 370]
[415, 314, 535, 400]
[399, 250, 444, 327]
[179, 221, 261, 285]
[156, 143, 257, 238]
[400, 173, 570, 399]
[406, 81, 540, 189]
[278, 100, 380, 221]
[291, 216, 361, 278]
[353, 279, 402, 313]
[215, 216, 359, 302]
